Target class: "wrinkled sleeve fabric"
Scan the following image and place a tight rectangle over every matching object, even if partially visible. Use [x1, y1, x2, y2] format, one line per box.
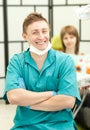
[57, 54, 81, 105]
[3, 54, 25, 100]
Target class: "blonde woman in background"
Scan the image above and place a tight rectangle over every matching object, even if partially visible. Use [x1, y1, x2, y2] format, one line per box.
[60, 25, 80, 55]
[60, 25, 82, 68]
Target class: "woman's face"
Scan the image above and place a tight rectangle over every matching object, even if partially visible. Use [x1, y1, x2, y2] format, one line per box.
[22, 20, 50, 50]
[63, 33, 77, 50]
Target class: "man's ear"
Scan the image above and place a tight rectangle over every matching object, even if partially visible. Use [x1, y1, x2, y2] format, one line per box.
[22, 33, 27, 40]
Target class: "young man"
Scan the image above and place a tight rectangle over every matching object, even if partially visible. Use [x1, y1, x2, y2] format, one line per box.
[4, 12, 81, 130]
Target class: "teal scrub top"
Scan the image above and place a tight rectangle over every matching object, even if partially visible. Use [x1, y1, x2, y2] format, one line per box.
[4, 49, 81, 130]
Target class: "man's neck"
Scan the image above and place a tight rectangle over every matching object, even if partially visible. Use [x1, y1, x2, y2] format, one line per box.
[30, 52, 48, 70]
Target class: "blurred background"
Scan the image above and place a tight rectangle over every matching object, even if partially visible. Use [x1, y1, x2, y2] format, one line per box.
[0, 0, 90, 98]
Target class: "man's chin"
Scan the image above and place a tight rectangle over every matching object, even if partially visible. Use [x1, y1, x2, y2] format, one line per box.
[37, 46, 48, 51]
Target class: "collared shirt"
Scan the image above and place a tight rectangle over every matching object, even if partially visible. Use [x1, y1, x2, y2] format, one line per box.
[4, 49, 81, 130]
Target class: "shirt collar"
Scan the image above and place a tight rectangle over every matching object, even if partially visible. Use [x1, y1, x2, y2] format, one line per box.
[24, 48, 56, 69]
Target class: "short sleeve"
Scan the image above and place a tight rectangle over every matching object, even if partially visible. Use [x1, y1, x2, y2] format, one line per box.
[3, 54, 24, 100]
[57, 55, 81, 105]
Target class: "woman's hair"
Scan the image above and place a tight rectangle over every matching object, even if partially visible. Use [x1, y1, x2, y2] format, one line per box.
[23, 12, 49, 34]
[60, 25, 80, 54]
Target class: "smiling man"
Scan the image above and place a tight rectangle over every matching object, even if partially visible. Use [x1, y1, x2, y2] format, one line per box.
[4, 12, 81, 130]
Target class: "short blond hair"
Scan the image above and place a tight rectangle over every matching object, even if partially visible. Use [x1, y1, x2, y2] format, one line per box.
[23, 12, 49, 34]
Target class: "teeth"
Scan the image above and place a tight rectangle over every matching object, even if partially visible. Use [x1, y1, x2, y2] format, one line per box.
[37, 42, 45, 45]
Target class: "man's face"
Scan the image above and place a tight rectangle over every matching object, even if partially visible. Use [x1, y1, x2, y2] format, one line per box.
[22, 20, 50, 50]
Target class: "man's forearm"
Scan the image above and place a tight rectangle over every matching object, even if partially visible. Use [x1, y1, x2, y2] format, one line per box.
[7, 88, 53, 106]
[30, 94, 76, 111]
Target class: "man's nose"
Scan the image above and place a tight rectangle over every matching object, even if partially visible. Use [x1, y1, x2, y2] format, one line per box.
[39, 32, 44, 39]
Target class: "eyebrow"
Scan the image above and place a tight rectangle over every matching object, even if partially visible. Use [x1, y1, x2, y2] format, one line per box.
[31, 28, 48, 32]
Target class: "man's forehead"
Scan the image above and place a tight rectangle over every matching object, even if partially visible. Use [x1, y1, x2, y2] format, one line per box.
[28, 21, 49, 31]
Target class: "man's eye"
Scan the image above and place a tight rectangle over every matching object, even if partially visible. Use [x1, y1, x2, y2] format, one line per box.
[33, 32, 38, 34]
[43, 30, 47, 33]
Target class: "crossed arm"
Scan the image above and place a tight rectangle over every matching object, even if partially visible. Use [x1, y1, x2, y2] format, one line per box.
[7, 88, 75, 111]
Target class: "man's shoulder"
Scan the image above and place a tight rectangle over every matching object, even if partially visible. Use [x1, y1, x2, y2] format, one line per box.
[55, 50, 69, 59]
[9, 49, 29, 65]
[12, 49, 29, 59]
